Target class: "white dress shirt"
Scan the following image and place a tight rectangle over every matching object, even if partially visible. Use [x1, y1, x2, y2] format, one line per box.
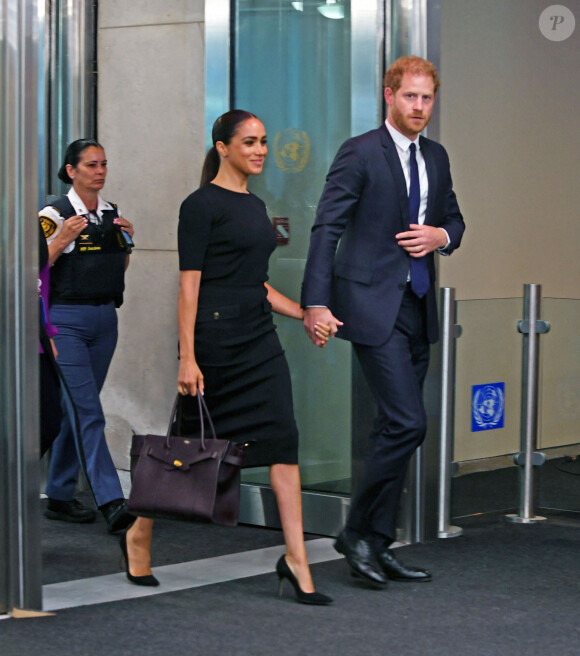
[40, 188, 119, 254]
[385, 120, 428, 225]
[385, 119, 450, 251]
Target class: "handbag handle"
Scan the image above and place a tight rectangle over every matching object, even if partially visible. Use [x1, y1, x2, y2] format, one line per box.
[166, 390, 217, 451]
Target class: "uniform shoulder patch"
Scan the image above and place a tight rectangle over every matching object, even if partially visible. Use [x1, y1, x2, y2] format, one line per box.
[40, 215, 58, 239]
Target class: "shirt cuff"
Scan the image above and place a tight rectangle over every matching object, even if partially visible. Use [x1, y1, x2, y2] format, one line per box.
[437, 228, 451, 255]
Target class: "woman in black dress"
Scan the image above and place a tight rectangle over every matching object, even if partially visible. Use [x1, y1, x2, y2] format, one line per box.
[122, 110, 332, 605]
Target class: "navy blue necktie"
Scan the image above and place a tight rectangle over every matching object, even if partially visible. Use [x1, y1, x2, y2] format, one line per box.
[408, 142, 430, 298]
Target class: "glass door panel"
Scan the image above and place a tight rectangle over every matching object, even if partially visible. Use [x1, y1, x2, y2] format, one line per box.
[233, 0, 353, 494]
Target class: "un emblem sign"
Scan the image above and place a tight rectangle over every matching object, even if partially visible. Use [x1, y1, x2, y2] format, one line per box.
[472, 383, 505, 432]
[273, 128, 310, 172]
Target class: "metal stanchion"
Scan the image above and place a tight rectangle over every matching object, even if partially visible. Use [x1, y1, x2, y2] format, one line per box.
[506, 284, 550, 524]
[438, 288, 463, 538]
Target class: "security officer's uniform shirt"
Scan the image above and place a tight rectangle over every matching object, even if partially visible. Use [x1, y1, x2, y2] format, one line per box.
[39, 188, 128, 306]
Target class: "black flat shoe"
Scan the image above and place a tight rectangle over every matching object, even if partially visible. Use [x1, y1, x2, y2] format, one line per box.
[119, 531, 159, 587]
[101, 498, 135, 534]
[45, 498, 96, 523]
[334, 530, 387, 586]
[276, 555, 333, 605]
[374, 548, 432, 582]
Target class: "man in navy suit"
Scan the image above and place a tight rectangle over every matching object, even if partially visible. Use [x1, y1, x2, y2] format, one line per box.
[302, 56, 465, 586]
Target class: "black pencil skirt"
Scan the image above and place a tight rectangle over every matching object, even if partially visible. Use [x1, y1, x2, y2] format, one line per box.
[177, 300, 299, 468]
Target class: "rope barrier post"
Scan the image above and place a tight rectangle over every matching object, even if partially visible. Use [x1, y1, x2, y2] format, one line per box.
[506, 283, 549, 524]
[438, 288, 463, 538]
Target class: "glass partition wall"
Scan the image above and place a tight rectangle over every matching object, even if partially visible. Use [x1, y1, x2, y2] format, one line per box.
[230, 0, 376, 536]
[451, 297, 580, 519]
[234, 2, 354, 496]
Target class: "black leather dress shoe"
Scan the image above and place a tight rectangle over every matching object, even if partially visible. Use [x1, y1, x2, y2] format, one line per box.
[100, 498, 135, 534]
[45, 498, 96, 523]
[375, 548, 432, 582]
[334, 530, 387, 585]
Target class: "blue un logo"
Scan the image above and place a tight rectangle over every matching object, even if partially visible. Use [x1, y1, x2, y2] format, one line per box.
[472, 383, 505, 432]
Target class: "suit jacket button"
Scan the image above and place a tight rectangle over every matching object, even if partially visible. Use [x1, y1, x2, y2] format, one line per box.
[213, 311, 220, 320]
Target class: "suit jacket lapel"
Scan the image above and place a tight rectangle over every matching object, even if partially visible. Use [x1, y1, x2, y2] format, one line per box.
[378, 124, 409, 231]
[420, 135, 437, 226]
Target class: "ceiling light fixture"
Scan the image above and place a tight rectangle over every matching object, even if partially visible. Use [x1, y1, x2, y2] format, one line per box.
[317, 0, 344, 20]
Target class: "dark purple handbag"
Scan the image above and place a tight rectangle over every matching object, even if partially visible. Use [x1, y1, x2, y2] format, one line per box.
[127, 394, 245, 526]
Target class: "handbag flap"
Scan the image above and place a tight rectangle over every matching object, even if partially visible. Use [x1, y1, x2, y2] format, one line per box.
[143, 434, 230, 471]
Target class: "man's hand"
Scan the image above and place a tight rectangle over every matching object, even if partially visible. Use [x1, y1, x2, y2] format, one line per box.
[303, 307, 343, 347]
[396, 224, 447, 258]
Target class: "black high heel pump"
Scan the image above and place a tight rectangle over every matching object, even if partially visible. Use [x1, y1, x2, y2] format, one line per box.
[276, 555, 333, 605]
[120, 531, 160, 587]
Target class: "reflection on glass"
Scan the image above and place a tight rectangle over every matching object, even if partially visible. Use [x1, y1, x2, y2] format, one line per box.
[234, 1, 352, 493]
[541, 299, 580, 450]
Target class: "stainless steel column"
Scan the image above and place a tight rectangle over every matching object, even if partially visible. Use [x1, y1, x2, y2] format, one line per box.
[0, 0, 42, 613]
[386, 0, 444, 544]
[438, 288, 462, 538]
[506, 284, 550, 524]
[47, 0, 97, 195]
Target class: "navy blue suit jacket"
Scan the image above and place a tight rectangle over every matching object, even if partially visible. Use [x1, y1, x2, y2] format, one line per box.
[301, 124, 465, 345]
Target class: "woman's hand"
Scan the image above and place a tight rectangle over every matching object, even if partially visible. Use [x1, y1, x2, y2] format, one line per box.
[303, 307, 343, 347]
[313, 322, 332, 347]
[49, 338, 58, 359]
[177, 357, 204, 396]
[47, 215, 88, 265]
[114, 216, 134, 238]
[60, 215, 88, 244]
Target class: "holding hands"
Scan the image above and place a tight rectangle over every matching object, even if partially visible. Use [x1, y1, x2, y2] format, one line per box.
[303, 307, 343, 348]
[311, 320, 333, 347]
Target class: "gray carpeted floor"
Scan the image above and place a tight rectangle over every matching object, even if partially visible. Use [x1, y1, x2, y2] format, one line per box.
[2, 510, 580, 656]
[40, 493, 293, 585]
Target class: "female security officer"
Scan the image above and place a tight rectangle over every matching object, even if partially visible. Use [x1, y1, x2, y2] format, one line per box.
[40, 139, 135, 533]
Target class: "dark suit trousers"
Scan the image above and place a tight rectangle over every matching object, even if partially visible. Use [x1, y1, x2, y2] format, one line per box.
[348, 288, 430, 544]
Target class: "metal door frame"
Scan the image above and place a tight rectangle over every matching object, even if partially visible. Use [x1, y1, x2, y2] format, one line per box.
[0, 0, 98, 614]
[1, 0, 43, 614]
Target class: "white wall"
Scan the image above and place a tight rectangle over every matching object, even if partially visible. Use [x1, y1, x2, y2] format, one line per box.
[97, 0, 205, 467]
[439, 0, 580, 300]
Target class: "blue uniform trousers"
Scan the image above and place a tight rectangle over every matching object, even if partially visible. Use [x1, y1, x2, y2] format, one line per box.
[45, 302, 123, 507]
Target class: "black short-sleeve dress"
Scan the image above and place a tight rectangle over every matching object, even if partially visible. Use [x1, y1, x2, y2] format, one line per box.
[177, 183, 299, 467]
